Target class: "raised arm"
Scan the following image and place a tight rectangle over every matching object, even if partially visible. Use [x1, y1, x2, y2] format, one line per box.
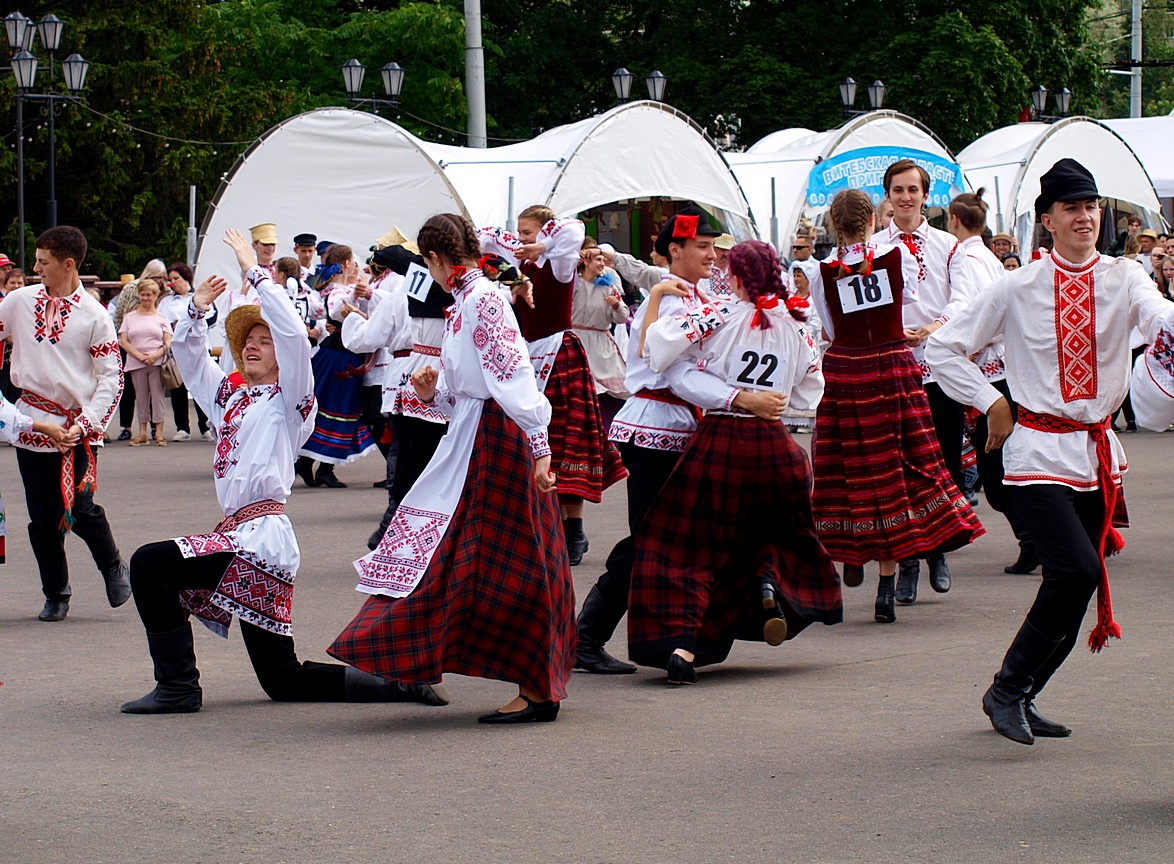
[530, 219, 586, 282]
[342, 288, 410, 353]
[644, 299, 735, 373]
[173, 276, 230, 419]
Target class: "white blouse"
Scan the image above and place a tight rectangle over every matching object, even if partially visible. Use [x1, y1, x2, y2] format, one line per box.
[341, 275, 412, 413]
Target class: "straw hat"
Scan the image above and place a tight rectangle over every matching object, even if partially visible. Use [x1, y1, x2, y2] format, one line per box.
[250, 223, 279, 245]
[992, 233, 1015, 245]
[713, 233, 736, 251]
[374, 225, 419, 255]
[224, 304, 268, 379]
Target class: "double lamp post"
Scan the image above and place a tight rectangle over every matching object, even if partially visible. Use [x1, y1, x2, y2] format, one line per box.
[5, 11, 90, 269]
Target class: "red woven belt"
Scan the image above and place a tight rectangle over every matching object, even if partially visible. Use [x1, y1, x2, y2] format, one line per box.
[392, 349, 411, 358]
[21, 390, 96, 535]
[1017, 408, 1122, 651]
[413, 344, 441, 357]
[215, 499, 285, 533]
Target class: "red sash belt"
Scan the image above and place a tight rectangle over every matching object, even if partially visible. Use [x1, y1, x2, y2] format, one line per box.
[392, 349, 411, 358]
[215, 499, 284, 533]
[20, 390, 96, 535]
[413, 344, 441, 357]
[636, 387, 702, 422]
[1017, 408, 1123, 651]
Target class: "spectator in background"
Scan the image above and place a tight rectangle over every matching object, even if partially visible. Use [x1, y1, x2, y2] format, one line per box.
[4, 267, 26, 295]
[1138, 229, 1159, 275]
[118, 273, 172, 447]
[159, 262, 212, 442]
[790, 234, 814, 263]
[1122, 234, 1142, 262]
[1157, 257, 1174, 301]
[1001, 253, 1022, 272]
[1109, 214, 1142, 256]
[0, 252, 13, 287]
[0, 266, 23, 403]
[876, 200, 894, 231]
[1149, 246, 1166, 280]
[991, 233, 1015, 259]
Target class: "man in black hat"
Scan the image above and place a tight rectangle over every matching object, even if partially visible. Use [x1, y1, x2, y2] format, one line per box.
[292, 233, 317, 282]
[927, 158, 1174, 745]
[576, 206, 746, 674]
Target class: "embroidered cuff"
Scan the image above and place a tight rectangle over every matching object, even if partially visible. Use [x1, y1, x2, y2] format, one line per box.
[12, 412, 34, 436]
[246, 266, 269, 290]
[722, 388, 739, 411]
[76, 414, 94, 437]
[527, 428, 551, 459]
[188, 297, 209, 320]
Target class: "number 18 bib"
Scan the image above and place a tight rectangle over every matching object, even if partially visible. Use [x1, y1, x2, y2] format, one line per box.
[835, 269, 893, 314]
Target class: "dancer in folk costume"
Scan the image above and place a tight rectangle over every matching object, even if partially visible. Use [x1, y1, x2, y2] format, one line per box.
[782, 257, 822, 432]
[573, 239, 630, 426]
[0, 226, 131, 622]
[575, 206, 730, 675]
[882, 159, 978, 600]
[121, 230, 444, 714]
[811, 190, 983, 624]
[628, 240, 841, 684]
[295, 244, 377, 488]
[927, 159, 1174, 745]
[331, 214, 576, 724]
[479, 206, 627, 565]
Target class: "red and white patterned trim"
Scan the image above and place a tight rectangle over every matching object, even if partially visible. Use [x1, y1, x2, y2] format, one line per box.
[609, 419, 693, 452]
[1053, 264, 1097, 402]
[527, 428, 551, 459]
[89, 340, 119, 359]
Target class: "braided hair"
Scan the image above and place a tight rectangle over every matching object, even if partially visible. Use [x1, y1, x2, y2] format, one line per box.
[727, 240, 794, 328]
[417, 213, 480, 265]
[828, 189, 875, 273]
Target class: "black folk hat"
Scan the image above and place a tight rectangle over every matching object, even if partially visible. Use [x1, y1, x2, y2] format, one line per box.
[293, 233, 317, 248]
[654, 205, 721, 258]
[1035, 158, 1100, 218]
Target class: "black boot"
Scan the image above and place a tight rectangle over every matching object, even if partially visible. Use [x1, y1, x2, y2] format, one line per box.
[102, 558, 133, 607]
[981, 619, 1063, 745]
[565, 517, 589, 566]
[316, 465, 347, 488]
[1023, 628, 1077, 737]
[875, 575, 896, 623]
[342, 666, 449, 705]
[895, 559, 919, 605]
[121, 624, 203, 714]
[1004, 542, 1040, 575]
[574, 585, 636, 674]
[295, 456, 319, 488]
[928, 554, 951, 593]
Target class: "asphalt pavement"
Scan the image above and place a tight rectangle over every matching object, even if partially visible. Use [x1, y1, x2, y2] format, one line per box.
[1, 429, 1171, 863]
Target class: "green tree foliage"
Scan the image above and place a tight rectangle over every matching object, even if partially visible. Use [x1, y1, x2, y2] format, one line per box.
[0, 0, 1104, 274]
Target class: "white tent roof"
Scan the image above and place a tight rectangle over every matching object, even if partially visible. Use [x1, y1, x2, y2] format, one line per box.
[1101, 116, 1174, 198]
[196, 102, 754, 283]
[957, 117, 1163, 249]
[727, 111, 964, 248]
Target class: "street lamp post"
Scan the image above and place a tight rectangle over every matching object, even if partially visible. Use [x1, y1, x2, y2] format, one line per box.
[1030, 85, 1072, 123]
[645, 70, 667, 102]
[4, 11, 89, 269]
[840, 77, 886, 117]
[611, 67, 633, 102]
[341, 58, 405, 114]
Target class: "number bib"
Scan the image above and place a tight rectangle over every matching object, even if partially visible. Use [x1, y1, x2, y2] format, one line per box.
[403, 262, 432, 302]
[835, 268, 893, 313]
[727, 344, 790, 393]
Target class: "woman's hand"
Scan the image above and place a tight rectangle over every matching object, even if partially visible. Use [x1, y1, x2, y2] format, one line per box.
[38, 422, 80, 452]
[903, 327, 924, 348]
[511, 277, 535, 309]
[338, 300, 363, 320]
[534, 454, 557, 494]
[352, 281, 372, 301]
[193, 275, 229, 312]
[604, 292, 622, 309]
[652, 278, 691, 299]
[223, 229, 258, 273]
[732, 389, 787, 421]
[517, 242, 545, 263]
[411, 366, 439, 403]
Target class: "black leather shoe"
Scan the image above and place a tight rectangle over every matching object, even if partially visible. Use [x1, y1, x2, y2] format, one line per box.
[38, 597, 70, 622]
[102, 559, 132, 607]
[1024, 701, 1071, 737]
[895, 559, 919, 605]
[928, 554, 951, 593]
[316, 469, 347, 488]
[982, 684, 1033, 745]
[477, 695, 560, 724]
[564, 519, 589, 566]
[842, 563, 864, 587]
[1126, 420, 1137, 432]
[295, 457, 319, 488]
[874, 577, 896, 623]
[372, 479, 389, 489]
[666, 653, 697, 685]
[116, 429, 132, 441]
[367, 528, 384, 551]
[761, 578, 788, 646]
[1004, 547, 1039, 575]
[574, 645, 636, 674]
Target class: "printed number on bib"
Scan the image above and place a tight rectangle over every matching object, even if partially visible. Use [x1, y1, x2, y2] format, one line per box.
[404, 262, 431, 302]
[835, 269, 893, 313]
[727, 344, 790, 393]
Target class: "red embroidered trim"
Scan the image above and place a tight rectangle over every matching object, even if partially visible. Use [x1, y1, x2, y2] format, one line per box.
[89, 340, 119, 358]
[412, 343, 441, 357]
[1054, 267, 1097, 402]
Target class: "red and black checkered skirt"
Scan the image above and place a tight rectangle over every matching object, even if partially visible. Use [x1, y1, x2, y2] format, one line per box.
[546, 332, 628, 502]
[812, 341, 984, 565]
[328, 401, 576, 701]
[627, 413, 843, 669]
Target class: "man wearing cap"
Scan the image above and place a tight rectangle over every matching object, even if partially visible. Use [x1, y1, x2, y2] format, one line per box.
[709, 234, 736, 298]
[120, 228, 445, 713]
[0, 252, 13, 286]
[576, 206, 738, 674]
[928, 158, 1174, 745]
[292, 233, 317, 285]
[1137, 228, 1158, 275]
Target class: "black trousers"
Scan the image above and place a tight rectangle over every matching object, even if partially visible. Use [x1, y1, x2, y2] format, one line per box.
[170, 383, 209, 435]
[593, 441, 682, 607]
[118, 348, 136, 429]
[1007, 484, 1104, 695]
[925, 380, 966, 493]
[386, 415, 447, 513]
[970, 379, 1032, 546]
[363, 385, 389, 458]
[16, 447, 121, 600]
[129, 540, 347, 701]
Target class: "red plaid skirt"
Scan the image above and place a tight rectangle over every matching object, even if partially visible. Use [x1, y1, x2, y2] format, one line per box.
[628, 414, 843, 669]
[328, 402, 576, 701]
[546, 332, 628, 502]
[812, 342, 984, 564]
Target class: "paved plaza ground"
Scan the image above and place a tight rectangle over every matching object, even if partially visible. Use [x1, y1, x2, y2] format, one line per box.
[1, 429, 1172, 863]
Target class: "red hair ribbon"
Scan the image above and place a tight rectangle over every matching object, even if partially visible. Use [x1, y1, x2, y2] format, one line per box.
[672, 214, 699, 240]
[751, 294, 779, 329]
[446, 265, 468, 289]
[785, 294, 810, 311]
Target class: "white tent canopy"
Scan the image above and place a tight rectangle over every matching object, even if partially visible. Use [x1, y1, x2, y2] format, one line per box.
[196, 102, 754, 284]
[727, 111, 965, 249]
[957, 117, 1164, 250]
[1101, 116, 1174, 199]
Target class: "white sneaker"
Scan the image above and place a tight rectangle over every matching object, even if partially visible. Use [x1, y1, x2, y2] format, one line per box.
[201, 430, 215, 442]
[172, 430, 191, 441]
